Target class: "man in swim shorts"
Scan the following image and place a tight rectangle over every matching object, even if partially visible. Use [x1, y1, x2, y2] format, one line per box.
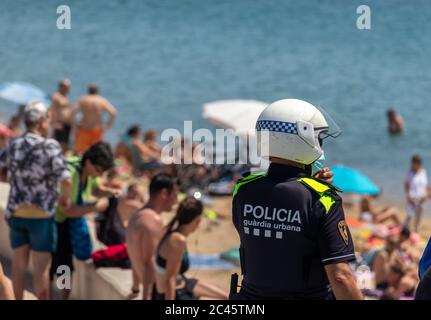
[71, 83, 117, 155]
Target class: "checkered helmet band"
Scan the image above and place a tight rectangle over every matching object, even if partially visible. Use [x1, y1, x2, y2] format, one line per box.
[256, 120, 298, 135]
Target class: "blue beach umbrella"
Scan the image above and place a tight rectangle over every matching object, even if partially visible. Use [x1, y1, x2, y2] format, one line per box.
[330, 165, 380, 195]
[0, 82, 51, 106]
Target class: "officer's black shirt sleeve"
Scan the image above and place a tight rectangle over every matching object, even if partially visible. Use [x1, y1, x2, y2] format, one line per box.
[317, 200, 356, 265]
[232, 196, 239, 231]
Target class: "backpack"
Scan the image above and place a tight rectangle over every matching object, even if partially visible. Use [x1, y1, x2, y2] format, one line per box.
[67, 159, 93, 261]
[95, 196, 125, 246]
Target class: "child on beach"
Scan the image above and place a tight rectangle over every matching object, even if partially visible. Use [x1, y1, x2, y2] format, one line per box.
[404, 155, 429, 232]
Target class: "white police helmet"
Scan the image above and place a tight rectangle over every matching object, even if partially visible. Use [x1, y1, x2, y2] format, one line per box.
[256, 99, 341, 165]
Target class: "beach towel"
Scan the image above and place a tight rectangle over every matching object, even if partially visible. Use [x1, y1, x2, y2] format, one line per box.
[220, 247, 240, 266]
[74, 127, 103, 154]
[92, 244, 130, 268]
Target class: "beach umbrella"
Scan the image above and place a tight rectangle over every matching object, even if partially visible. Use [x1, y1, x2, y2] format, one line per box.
[202, 99, 270, 171]
[0, 82, 50, 106]
[330, 165, 380, 195]
[202, 99, 268, 134]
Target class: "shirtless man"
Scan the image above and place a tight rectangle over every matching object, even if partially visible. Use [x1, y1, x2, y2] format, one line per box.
[71, 83, 117, 154]
[51, 79, 72, 150]
[125, 174, 178, 300]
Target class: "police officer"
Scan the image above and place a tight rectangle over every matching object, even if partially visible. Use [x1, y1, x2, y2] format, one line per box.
[231, 99, 363, 300]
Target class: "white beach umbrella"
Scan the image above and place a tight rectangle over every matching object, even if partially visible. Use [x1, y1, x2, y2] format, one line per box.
[202, 99, 270, 171]
[0, 82, 51, 106]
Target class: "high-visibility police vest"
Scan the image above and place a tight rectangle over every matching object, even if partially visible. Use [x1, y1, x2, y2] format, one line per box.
[233, 174, 337, 214]
[232, 169, 345, 299]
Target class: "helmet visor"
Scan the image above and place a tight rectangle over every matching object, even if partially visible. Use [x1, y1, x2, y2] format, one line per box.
[315, 105, 342, 139]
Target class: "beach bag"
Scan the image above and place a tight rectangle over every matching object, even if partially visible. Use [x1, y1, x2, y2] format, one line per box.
[69, 216, 93, 261]
[66, 159, 94, 260]
[95, 196, 125, 246]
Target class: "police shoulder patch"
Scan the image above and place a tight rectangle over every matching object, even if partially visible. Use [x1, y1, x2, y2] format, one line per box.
[338, 220, 349, 245]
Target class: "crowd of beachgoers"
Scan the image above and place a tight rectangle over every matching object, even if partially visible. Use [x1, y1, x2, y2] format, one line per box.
[0, 79, 429, 300]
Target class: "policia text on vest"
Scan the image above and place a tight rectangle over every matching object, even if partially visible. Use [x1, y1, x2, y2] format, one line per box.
[231, 164, 356, 300]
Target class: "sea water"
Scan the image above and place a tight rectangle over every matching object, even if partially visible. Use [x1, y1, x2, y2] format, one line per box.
[1, 0, 430, 203]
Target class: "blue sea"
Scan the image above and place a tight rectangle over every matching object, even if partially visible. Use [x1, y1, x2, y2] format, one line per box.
[1, 0, 430, 203]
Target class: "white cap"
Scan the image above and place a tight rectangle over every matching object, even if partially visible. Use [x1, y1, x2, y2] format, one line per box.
[24, 100, 49, 123]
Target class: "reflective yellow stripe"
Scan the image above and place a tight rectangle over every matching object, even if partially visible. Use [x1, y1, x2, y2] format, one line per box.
[232, 173, 267, 198]
[297, 177, 330, 193]
[297, 177, 336, 214]
[320, 194, 336, 213]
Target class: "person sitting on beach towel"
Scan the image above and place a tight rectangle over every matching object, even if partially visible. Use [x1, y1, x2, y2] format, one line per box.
[116, 125, 161, 176]
[359, 196, 401, 225]
[143, 129, 162, 157]
[71, 83, 117, 155]
[153, 196, 227, 300]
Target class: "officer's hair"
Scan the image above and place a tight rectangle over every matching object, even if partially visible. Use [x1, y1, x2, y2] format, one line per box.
[161, 196, 203, 240]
